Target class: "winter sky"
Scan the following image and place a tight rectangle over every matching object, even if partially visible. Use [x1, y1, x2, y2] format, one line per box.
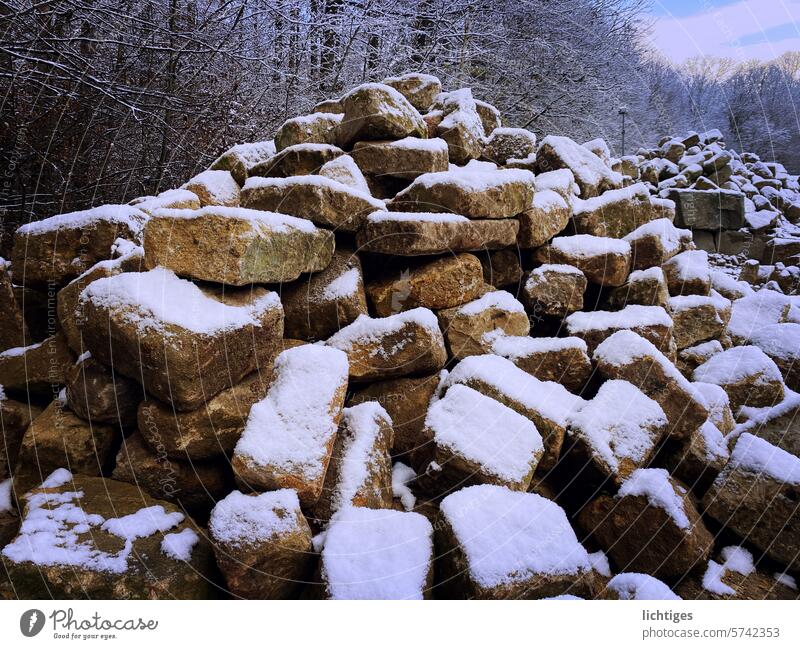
[647, 0, 800, 62]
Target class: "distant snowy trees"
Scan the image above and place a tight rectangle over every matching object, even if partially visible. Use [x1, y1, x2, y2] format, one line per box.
[1, 0, 798, 232]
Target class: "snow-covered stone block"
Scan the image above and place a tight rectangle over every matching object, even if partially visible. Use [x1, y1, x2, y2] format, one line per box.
[326, 308, 446, 381]
[423, 384, 543, 492]
[704, 433, 800, 571]
[320, 506, 434, 599]
[77, 268, 283, 410]
[437, 485, 598, 598]
[437, 290, 529, 360]
[578, 468, 713, 579]
[594, 330, 709, 438]
[232, 345, 348, 505]
[144, 206, 335, 285]
[534, 234, 631, 287]
[563, 379, 667, 486]
[209, 489, 313, 598]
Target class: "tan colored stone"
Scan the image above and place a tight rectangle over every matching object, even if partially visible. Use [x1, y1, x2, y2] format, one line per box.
[309, 402, 394, 526]
[3, 473, 214, 599]
[662, 250, 712, 296]
[241, 175, 385, 233]
[282, 249, 368, 340]
[438, 290, 529, 360]
[366, 253, 484, 317]
[624, 218, 693, 271]
[250, 143, 344, 178]
[274, 112, 343, 151]
[351, 137, 449, 180]
[348, 373, 439, 460]
[443, 354, 584, 474]
[12, 205, 147, 286]
[563, 380, 668, 487]
[112, 432, 230, 515]
[523, 264, 586, 317]
[488, 334, 592, 394]
[483, 127, 537, 166]
[337, 83, 426, 147]
[138, 368, 273, 461]
[517, 189, 571, 248]
[77, 268, 283, 410]
[0, 264, 29, 351]
[434, 89, 485, 165]
[572, 184, 656, 238]
[565, 305, 675, 357]
[480, 249, 522, 288]
[436, 485, 600, 599]
[210, 140, 277, 185]
[57, 244, 144, 353]
[389, 167, 534, 219]
[383, 73, 442, 111]
[209, 489, 313, 599]
[668, 295, 725, 349]
[475, 99, 502, 136]
[536, 135, 622, 198]
[356, 212, 519, 256]
[0, 397, 42, 480]
[693, 346, 785, 410]
[422, 385, 543, 492]
[608, 267, 669, 309]
[181, 169, 240, 207]
[578, 469, 714, 578]
[65, 356, 141, 428]
[143, 206, 334, 285]
[231, 346, 348, 506]
[0, 332, 75, 395]
[318, 154, 371, 193]
[327, 308, 446, 382]
[13, 400, 116, 495]
[676, 561, 800, 600]
[704, 433, 800, 571]
[594, 330, 709, 439]
[534, 235, 631, 287]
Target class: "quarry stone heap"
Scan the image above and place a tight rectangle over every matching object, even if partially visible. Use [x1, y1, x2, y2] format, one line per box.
[1, 73, 799, 601]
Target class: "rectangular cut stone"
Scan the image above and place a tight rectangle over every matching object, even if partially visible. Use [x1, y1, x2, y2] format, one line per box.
[357, 211, 518, 256]
[77, 267, 283, 410]
[12, 205, 147, 286]
[143, 207, 334, 285]
[232, 345, 348, 506]
[668, 189, 745, 230]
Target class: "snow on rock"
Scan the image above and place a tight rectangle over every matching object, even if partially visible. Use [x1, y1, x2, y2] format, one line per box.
[702, 546, 755, 596]
[321, 506, 433, 599]
[17, 204, 148, 238]
[693, 345, 784, 409]
[725, 432, 800, 484]
[232, 345, 349, 504]
[425, 383, 543, 490]
[727, 290, 791, 343]
[439, 485, 593, 594]
[618, 468, 690, 530]
[208, 489, 304, 547]
[392, 462, 417, 512]
[161, 528, 200, 562]
[537, 135, 623, 197]
[0, 478, 12, 513]
[607, 573, 681, 600]
[566, 379, 667, 481]
[80, 266, 281, 336]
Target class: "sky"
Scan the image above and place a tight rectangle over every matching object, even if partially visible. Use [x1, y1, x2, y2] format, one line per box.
[646, 0, 800, 63]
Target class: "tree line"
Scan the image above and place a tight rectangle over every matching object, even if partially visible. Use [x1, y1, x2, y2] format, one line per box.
[1, 0, 799, 236]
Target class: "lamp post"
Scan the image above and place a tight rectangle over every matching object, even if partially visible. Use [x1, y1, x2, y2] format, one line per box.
[618, 105, 628, 156]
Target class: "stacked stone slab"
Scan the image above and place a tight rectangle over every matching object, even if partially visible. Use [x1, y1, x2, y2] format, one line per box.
[2, 75, 799, 601]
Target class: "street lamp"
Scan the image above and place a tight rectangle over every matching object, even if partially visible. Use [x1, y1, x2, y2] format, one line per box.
[618, 105, 628, 156]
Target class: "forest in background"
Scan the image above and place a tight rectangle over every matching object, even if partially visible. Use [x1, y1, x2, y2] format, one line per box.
[2, 0, 800, 231]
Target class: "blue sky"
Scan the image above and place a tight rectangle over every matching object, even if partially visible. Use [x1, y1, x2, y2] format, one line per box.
[646, 0, 800, 62]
